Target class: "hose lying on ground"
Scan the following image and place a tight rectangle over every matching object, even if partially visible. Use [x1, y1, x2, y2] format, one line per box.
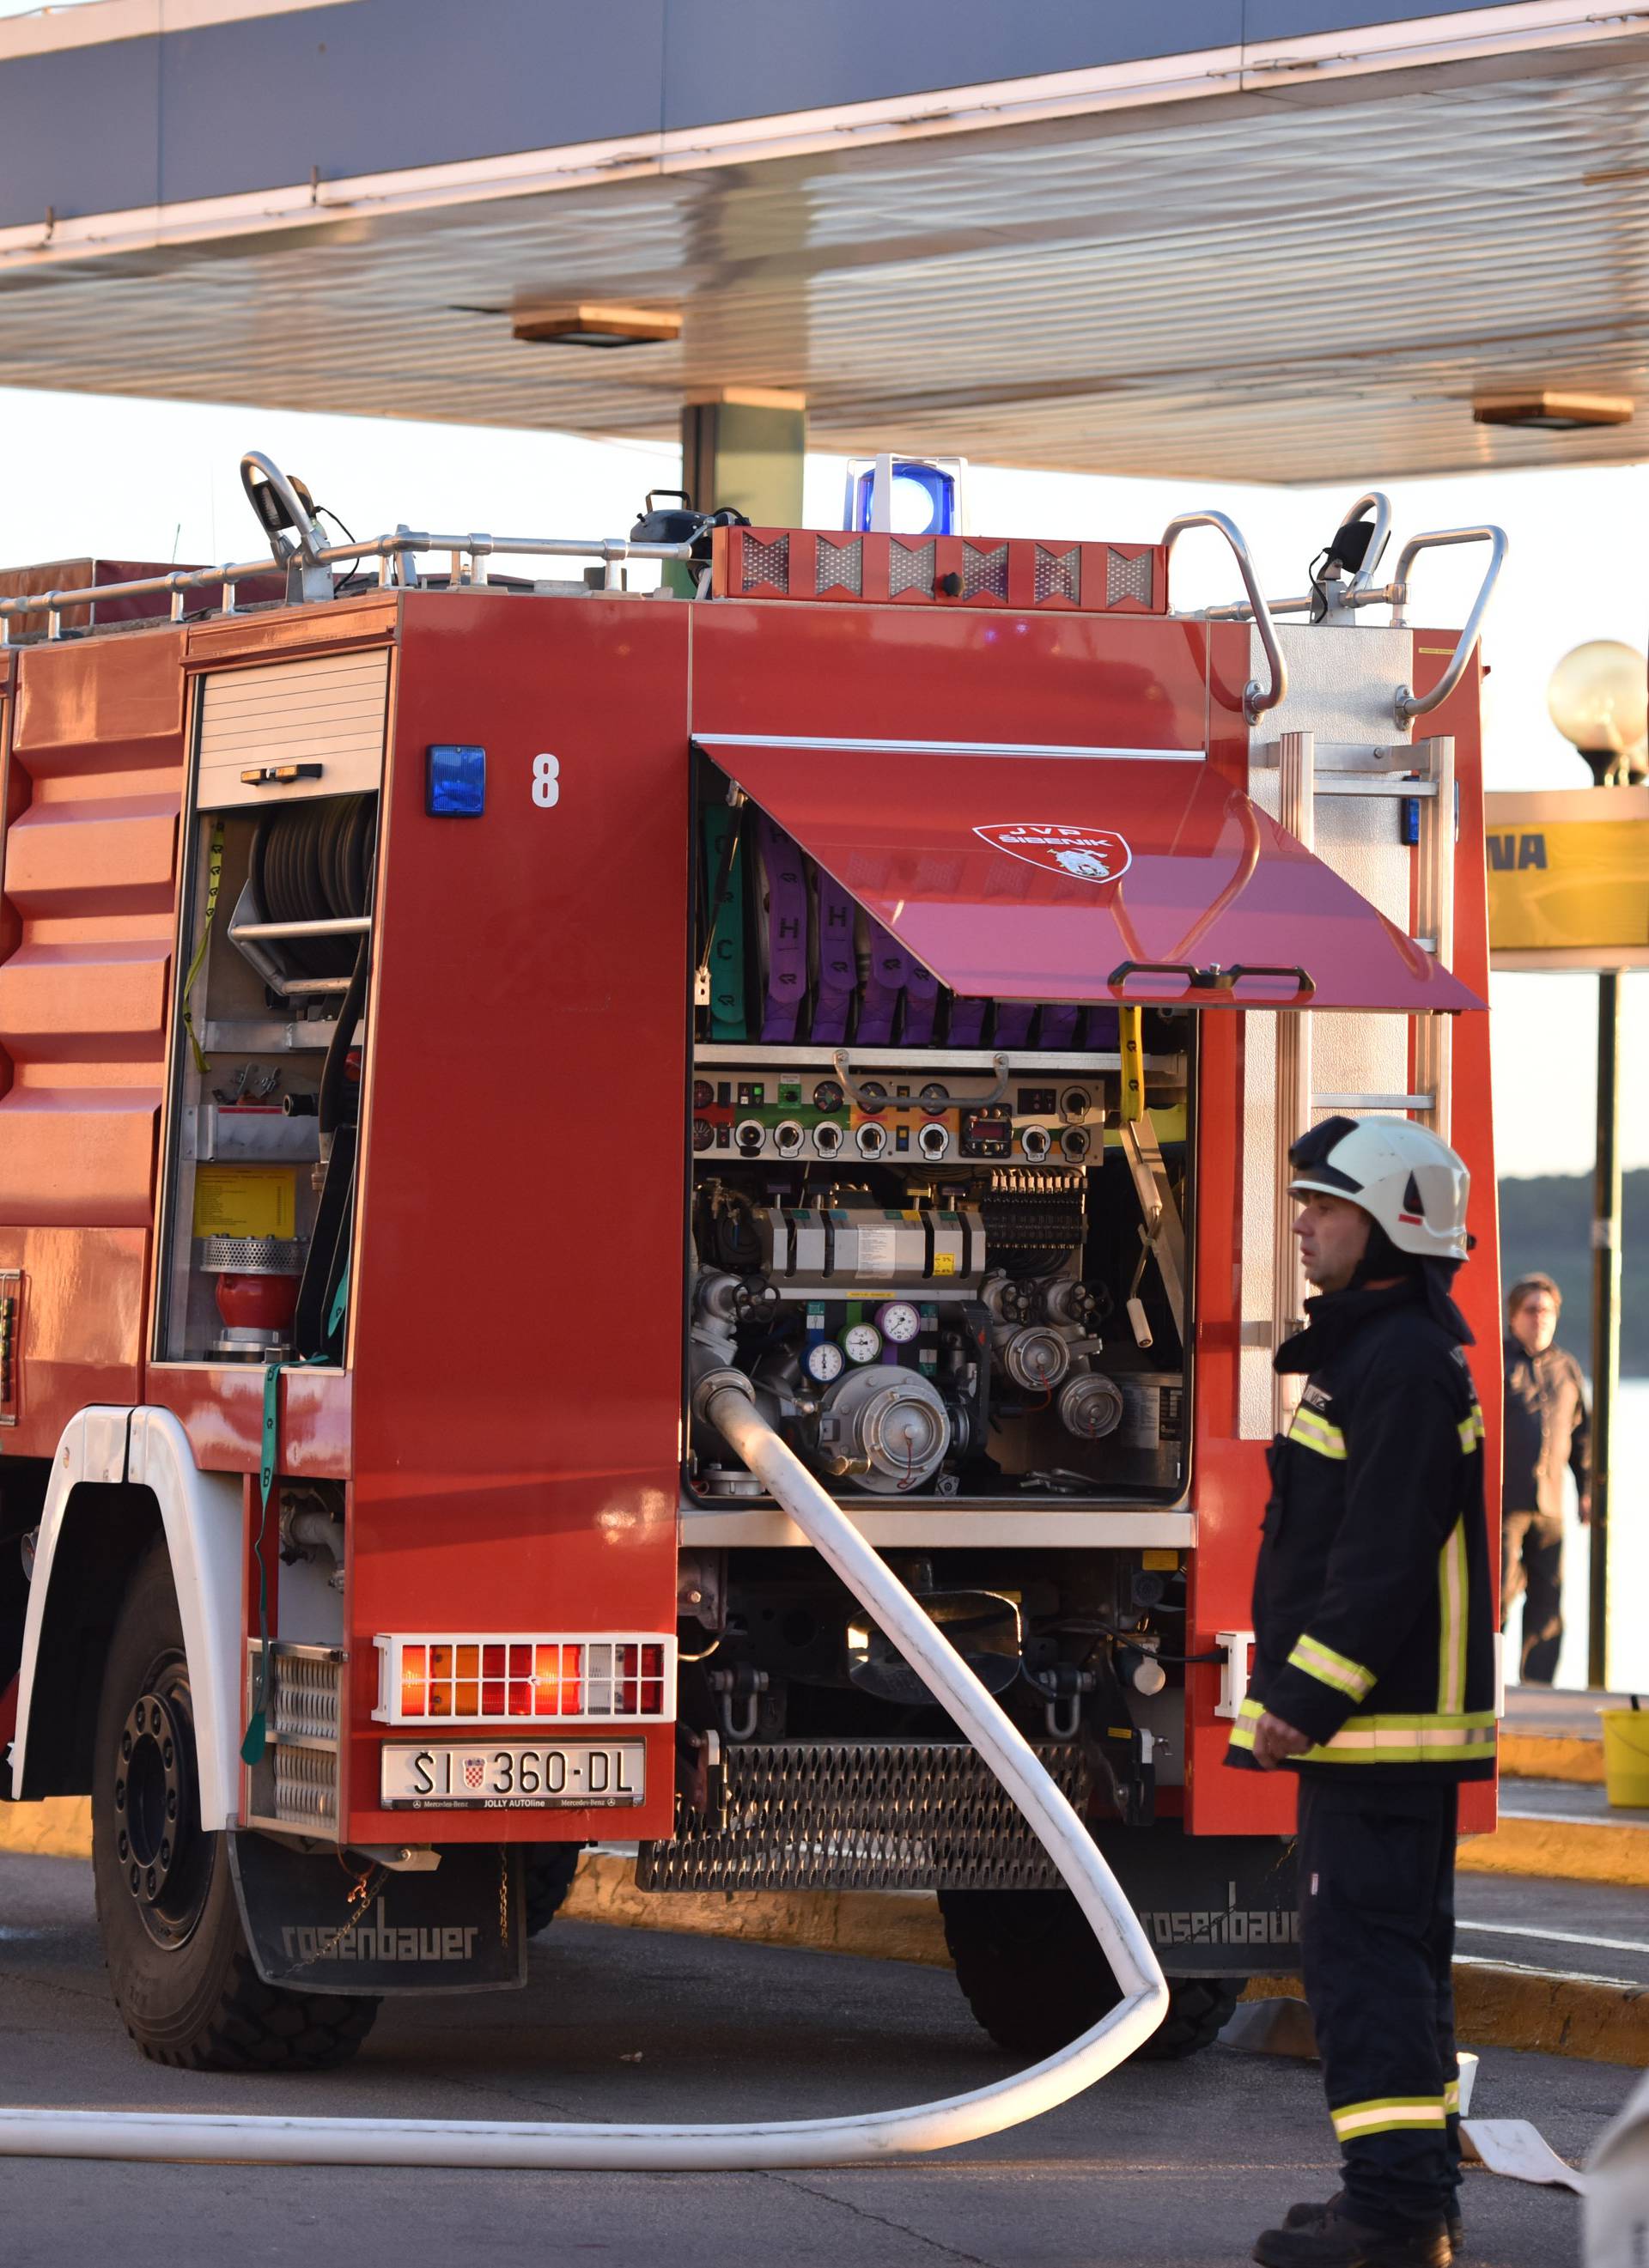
[0, 1377, 1166, 2171]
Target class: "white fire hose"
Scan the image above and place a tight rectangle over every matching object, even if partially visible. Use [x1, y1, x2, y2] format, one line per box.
[0, 1379, 1166, 2170]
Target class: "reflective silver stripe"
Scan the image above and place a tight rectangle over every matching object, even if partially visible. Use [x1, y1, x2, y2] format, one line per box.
[1332, 2096, 1448, 2140]
[1438, 1517, 1467, 1718]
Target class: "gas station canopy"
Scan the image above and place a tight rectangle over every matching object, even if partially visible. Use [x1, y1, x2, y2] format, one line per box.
[1, 0, 1647, 482]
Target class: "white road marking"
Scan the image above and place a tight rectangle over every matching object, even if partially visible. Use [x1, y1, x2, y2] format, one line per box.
[1457, 1918, 1649, 1957]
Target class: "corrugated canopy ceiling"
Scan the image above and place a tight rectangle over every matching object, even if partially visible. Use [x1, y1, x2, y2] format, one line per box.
[1, 25, 1646, 482]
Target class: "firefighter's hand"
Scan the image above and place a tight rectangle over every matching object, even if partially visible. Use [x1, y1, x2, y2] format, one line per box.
[1253, 1712, 1313, 1771]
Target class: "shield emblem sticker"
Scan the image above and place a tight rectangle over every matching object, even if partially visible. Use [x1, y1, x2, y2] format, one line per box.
[972, 823, 1131, 884]
[464, 1756, 487, 1792]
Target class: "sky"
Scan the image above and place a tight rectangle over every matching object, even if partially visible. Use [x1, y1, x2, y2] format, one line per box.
[0, 380, 1640, 1185]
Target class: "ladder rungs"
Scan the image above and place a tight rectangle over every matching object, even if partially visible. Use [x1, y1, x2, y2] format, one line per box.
[1314, 1091, 1435, 1110]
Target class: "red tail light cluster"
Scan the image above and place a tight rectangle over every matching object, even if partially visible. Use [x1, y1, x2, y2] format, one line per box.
[374, 1635, 674, 1726]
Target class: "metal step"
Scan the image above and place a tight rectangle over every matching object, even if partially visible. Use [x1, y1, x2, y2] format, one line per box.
[636, 1737, 1096, 1894]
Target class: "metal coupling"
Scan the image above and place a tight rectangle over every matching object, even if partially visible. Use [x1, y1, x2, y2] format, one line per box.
[691, 1366, 755, 1430]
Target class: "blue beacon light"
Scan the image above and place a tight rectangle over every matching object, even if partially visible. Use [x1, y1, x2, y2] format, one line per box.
[849, 458, 962, 538]
[426, 745, 486, 816]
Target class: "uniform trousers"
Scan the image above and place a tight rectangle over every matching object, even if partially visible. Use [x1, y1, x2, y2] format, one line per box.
[1296, 1777, 1461, 2235]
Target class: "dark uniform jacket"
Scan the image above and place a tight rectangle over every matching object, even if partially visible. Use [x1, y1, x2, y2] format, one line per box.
[1502, 1336, 1589, 1522]
[1227, 1277, 1495, 1784]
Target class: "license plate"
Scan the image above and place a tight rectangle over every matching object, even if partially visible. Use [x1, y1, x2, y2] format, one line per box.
[380, 1741, 646, 1810]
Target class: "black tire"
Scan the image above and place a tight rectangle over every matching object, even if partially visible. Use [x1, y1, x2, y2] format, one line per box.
[521, 1844, 581, 1937]
[1140, 1973, 1242, 2060]
[938, 1888, 1239, 2061]
[91, 1540, 380, 2070]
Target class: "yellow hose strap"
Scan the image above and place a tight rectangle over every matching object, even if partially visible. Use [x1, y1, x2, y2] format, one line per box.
[180, 821, 225, 1075]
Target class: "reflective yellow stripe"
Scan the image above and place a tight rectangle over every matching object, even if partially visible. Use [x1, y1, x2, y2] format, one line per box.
[1301, 1724, 1496, 1765]
[1457, 1401, 1486, 1451]
[1438, 1517, 1468, 1718]
[1230, 1695, 1496, 1765]
[1443, 2080, 1460, 2115]
[1332, 2095, 1448, 2141]
[1289, 1407, 1348, 1462]
[1288, 1633, 1377, 1703]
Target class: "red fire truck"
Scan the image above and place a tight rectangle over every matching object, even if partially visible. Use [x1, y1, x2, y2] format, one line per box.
[0, 458, 1502, 2071]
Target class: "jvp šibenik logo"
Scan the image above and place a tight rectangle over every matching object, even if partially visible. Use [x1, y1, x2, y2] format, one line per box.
[972, 823, 1131, 884]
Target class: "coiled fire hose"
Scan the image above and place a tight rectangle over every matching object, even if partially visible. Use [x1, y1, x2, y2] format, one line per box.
[0, 1377, 1166, 2170]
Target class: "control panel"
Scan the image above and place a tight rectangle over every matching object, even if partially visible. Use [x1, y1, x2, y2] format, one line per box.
[691, 1058, 1112, 1167]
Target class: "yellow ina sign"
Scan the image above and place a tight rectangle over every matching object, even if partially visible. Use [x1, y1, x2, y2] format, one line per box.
[1487, 787, 1649, 970]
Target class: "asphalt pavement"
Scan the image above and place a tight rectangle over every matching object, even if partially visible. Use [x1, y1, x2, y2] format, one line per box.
[0, 1852, 1634, 2268]
[1499, 1778, 1649, 1825]
[1457, 1869, 1649, 1987]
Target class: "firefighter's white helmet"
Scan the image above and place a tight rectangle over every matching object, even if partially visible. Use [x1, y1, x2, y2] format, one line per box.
[1287, 1114, 1470, 1262]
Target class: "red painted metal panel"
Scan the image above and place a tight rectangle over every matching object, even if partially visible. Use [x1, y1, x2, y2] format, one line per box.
[692, 601, 1210, 755]
[184, 595, 396, 672]
[340, 593, 687, 1845]
[698, 740, 1483, 1014]
[15, 630, 185, 761]
[149, 1365, 353, 1481]
[0, 1225, 148, 1447]
[0, 633, 186, 1444]
[1184, 1012, 1297, 1839]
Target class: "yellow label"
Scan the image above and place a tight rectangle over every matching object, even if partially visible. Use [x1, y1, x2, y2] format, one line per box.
[1141, 1548, 1180, 1572]
[1488, 816, 1649, 952]
[192, 1165, 297, 1242]
[931, 1253, 956, 1277]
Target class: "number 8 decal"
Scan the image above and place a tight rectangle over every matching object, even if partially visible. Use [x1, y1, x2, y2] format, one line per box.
[532, 753, 561, 808]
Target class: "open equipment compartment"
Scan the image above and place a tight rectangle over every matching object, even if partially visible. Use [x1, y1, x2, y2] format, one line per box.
[682, 742, 1194, 1513]
[154, 648, 386, 1370]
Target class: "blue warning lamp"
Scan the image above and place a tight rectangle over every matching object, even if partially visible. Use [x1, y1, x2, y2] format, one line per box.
[845, 455, 967, 538]
[426, 744, 486, 816]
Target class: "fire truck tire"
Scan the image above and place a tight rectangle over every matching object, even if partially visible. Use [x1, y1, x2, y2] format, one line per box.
[521, 1845, 581, 1937]
[91, 1540, 380, 2071]
[938, 1888, 1239, 2061]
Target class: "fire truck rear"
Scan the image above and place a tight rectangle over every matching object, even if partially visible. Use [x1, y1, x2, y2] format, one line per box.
[0, 459, 1502, 2070]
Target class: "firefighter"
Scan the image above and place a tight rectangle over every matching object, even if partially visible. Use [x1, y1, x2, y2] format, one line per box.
[1229, 1116, 1494, 2268]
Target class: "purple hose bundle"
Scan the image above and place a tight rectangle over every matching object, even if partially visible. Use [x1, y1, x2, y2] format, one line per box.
[758, 816, 809, 1042]
[810, 867, 857, 1043]
[856, 919, 910, 1045]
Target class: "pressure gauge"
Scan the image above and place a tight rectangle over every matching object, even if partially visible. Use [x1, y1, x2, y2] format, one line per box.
[805, 1339, 845, 1385]
[874, 1300, 922, 1346]
[839, 1321, 883, 1365]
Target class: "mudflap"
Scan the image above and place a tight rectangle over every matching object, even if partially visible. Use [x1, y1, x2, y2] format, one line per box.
[228, 1833, 527, 1995]
[1091, 1821, 1300, 1976]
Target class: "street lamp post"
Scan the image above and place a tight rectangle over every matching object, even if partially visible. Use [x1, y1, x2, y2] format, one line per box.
[1547, 641, 1649, 1690]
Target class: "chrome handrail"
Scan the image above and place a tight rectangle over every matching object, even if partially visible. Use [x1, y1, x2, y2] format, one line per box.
[1342, 489, 1392, 596]
[1160, 511, 1287, 725]
[0, 529, 702, 641]
[1384, 526, 1508, 726]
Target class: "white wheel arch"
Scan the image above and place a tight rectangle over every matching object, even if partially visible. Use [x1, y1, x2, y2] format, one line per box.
[10, 1407, 244, 1828]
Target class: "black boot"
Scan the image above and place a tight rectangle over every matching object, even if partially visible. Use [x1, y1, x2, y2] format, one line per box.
[1252, 2204, 1451, 2267]
[1283, 2192, 1463, 2259]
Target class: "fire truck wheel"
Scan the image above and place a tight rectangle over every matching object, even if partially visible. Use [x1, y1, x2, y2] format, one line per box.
[521, 1844, 581, 1937]
[91, 1540, 380, 2070]
[937, 1888, 1240, 2061]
